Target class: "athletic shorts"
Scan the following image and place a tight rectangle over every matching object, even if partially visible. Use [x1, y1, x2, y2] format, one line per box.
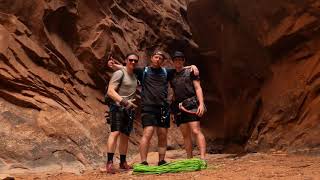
[109, 105, 134, 136]
[141, 105, 170, 128]
[174, 111, 200, 127]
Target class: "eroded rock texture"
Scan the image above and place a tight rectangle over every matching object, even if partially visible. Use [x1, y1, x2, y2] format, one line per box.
[188, 0, 320, 153]
[0, 0, 192, 173]
[1, 0, 320, 174]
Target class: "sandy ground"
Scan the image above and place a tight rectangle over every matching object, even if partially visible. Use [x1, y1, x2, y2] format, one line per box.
[4, 150, 320, 180]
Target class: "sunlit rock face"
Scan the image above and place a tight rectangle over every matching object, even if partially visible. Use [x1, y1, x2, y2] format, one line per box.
[0, 0, 193, 173]
[188, 0, 320, 153]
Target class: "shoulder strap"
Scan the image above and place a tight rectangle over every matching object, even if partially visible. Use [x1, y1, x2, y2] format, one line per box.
[162, 67, 168, 80]
[142, 66, 149, 84]
[104, 69, 125, 104]
[116, 69, 125, 92]
[142, 67, 167, 82]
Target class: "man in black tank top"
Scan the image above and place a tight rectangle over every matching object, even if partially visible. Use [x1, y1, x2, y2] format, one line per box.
[171, 51, 207, 160]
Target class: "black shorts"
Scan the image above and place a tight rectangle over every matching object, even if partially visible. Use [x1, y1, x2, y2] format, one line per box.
[141, 105, 170, 128]
[109, 105, 134, 136]
[174, 111, 200, 127]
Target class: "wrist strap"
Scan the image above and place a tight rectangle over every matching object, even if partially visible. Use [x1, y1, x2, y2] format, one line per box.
[120, 98, 129, 107]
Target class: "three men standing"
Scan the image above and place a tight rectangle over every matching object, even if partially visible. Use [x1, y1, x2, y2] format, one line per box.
[105, 50, 206, 173]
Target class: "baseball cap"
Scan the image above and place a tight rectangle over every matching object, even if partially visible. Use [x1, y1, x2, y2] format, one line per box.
[172, 51, 185, 59]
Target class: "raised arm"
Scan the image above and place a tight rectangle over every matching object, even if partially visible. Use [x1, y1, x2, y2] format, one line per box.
[107, 57, 124, 71]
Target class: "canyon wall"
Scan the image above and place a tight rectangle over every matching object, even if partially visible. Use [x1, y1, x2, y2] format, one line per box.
[188, 0, 320, 153]
[0, 0, 192, 173]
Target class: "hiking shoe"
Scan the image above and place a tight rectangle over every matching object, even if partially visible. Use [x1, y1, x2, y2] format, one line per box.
[158, 160, 167, 166]
[120, 161, 133, 170]
[140, 161, 149, 165]
[106, 161, 116, 174]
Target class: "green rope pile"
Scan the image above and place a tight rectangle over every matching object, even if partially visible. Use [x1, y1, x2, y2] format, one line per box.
[133, 158, 207, 175]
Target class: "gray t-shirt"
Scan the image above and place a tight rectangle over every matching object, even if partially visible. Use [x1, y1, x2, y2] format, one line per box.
[108, 67, 137, 100]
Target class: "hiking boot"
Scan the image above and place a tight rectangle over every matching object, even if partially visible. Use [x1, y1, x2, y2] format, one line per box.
[106, 161, 116, 174]
[158, 160, 167, 166]
[140, 161, 149, 165]
[119, 161, 133, 170]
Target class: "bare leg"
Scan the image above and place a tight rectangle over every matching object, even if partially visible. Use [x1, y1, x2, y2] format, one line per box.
[156, 127, 168, 161]
[189, 121, 206, 159]
[179, 123, 193, 158]
[139, 126, 155, 162]
[107, 131, 120, 153]
[119, 133, 129, 155]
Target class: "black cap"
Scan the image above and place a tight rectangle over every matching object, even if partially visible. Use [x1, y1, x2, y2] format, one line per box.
[172, 51, 185, 59]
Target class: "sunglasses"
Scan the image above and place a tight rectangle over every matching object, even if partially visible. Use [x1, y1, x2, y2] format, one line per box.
[128, 59, 139, 63]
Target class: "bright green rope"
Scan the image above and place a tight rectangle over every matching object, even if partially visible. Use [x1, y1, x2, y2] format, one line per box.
[133, 158, 207, 175]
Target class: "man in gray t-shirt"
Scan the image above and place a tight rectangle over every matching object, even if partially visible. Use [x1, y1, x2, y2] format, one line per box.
[108, 67, 137, 101]
[105, 53, 139, 174]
